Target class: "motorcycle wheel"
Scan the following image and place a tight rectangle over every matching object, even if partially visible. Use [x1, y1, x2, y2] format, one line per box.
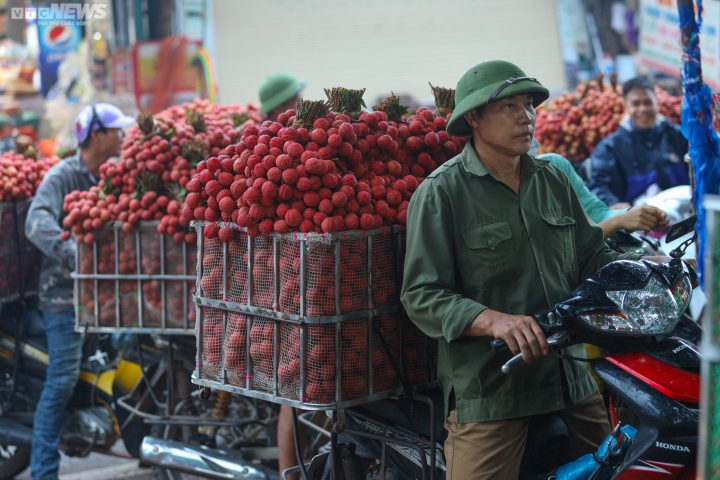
[0, 445, 31, 480]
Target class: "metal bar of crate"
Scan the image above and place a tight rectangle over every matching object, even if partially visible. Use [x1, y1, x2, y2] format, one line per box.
[395, 232, 405, 384]
[193, 296, 399, 323]
[183, 239, 189, 331]
[334, 240, 341, 403]
[221, 240, 229, 384]
[73, 273, 194, 280]
[195, 227, 204, 381]
[367, 234, 374, 396]
[73, 237, 80, 326]
[114, 227, 120, 328]
[192, 375, 438, 412]
[245, 234, 254, 391]
[299, 238, 306, 404]
[273, 236, 280, 398]
[136, 228, 143, 329]
[160, 230, 167, 329]
[93, 239, 99, 328]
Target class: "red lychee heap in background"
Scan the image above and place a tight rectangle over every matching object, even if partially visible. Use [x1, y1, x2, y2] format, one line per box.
[183, 104, 467, 240]
[535, 79, 682, 163]
[0, 152, 59, 202]
[61, 100, 261, 244]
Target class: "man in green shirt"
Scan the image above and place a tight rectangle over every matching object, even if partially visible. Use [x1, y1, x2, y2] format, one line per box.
[400, 60, 663, 479]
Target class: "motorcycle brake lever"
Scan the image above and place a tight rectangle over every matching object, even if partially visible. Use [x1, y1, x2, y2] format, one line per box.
[501, 332, 570, 374]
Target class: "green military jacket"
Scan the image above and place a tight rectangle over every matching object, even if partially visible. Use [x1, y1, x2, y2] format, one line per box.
[400, 142, 643, 423]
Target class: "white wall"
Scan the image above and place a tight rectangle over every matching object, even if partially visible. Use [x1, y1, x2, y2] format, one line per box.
[211, 0, 566, 107]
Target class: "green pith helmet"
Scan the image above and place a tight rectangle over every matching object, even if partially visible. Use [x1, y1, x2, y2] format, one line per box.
[446, 60, 550, 137]
[258, 72, 307, 115]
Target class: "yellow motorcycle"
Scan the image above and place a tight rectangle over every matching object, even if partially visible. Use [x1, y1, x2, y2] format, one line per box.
[0, 298, 149, 479]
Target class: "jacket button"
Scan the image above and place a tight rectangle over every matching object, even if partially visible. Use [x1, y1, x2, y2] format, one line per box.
[487, 240, 493, 246]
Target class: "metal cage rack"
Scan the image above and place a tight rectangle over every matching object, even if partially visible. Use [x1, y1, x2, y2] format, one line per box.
[191, 221, 438, 411]
[72, 221, 197, 334]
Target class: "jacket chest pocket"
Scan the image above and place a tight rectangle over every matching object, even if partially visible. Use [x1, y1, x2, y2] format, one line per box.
[541, 214, 576, 273]
[461, 221, 515, 285]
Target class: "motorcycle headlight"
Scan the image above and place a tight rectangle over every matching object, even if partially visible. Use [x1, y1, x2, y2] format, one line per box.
[671, 274, 692, 313]
[581, 274, 688, 334]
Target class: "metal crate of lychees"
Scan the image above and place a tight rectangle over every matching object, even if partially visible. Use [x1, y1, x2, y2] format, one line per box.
[0, 199, 42, 305]
[192, 221, 438, 410]
[72, 221, 197, 334]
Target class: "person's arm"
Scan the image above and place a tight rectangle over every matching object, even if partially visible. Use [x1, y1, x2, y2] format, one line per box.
[25, 171, 76, 271]
[400, 183, 486, 342]
[587, 139, 624, 207]
[598, 204, 668, 238]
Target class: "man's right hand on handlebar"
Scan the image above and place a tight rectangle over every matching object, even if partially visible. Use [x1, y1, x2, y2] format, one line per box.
[463, 309, 549, 363]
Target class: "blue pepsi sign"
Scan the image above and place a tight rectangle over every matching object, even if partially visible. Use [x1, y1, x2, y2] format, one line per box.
[37, 14, 82, 97]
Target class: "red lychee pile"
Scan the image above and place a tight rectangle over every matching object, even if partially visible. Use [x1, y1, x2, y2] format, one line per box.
[654, 86, 682, 124]
[61, 99, 260, 245]
[0, 152, 59, 201]
[184, 100, 467, 240]
[535, 81, 683, 163]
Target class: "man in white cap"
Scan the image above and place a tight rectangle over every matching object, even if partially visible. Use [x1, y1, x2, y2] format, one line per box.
[25, 103, 134, 480]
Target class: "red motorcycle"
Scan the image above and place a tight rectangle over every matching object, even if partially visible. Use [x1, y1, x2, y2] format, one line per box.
[290, 215, 701, 480]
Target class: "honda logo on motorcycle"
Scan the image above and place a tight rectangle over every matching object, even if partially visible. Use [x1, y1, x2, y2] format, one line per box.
[655, 441, 691, 452]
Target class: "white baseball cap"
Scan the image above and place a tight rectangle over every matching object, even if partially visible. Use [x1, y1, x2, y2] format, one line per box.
[74, 103, 135, 144]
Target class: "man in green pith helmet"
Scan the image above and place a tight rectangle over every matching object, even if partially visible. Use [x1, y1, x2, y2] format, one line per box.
[259, 72, 307, 122]
[400, 60, 669, 479]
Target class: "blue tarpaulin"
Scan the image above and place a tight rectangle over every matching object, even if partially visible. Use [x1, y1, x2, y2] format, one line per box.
[678, 0, 720, 285]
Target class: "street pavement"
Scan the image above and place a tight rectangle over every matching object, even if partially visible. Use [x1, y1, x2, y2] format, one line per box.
[16, 444, 155, 480]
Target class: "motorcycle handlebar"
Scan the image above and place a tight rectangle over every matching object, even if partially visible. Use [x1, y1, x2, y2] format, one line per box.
[491, 338, 508, 354]
[493, 332, 570, 374]
[490, 309, 554, 355]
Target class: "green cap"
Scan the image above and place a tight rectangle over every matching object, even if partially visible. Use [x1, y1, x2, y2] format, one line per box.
[446, 60, 550, 137]
[258, 72, 307, 115]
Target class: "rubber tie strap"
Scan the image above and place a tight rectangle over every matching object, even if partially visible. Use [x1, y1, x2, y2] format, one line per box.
[195, 363, 203, 367]
[242, 374, 253, 379]
[299, 397, 310, 402]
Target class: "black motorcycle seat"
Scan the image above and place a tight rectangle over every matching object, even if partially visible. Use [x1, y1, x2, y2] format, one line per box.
[353, 387, 448, 443]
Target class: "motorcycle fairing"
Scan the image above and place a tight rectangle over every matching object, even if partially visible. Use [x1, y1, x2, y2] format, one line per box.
[644, 337, 701, 375]
[593, 359, 697, 477]
[604, 353, 700, 404]
[592, 360, 698, 429]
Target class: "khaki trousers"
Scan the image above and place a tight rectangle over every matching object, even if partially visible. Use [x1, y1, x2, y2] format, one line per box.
[443, 392, 610, 480]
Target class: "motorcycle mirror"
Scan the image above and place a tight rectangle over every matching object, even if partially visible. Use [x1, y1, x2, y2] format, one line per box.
[665, 214, 697, 243]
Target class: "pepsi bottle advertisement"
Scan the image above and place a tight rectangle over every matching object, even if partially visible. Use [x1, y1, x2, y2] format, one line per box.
[37, 16, 82, 97]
